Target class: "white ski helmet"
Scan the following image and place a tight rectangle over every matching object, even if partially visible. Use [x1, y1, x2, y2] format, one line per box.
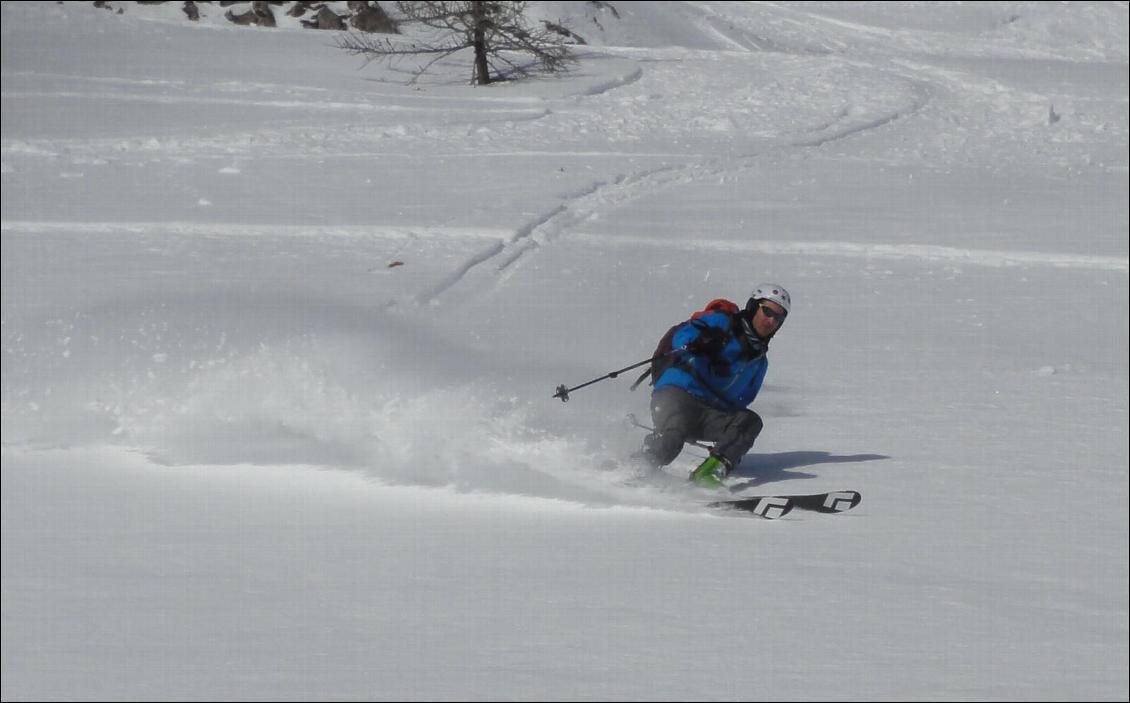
[749, 283, 791, 315]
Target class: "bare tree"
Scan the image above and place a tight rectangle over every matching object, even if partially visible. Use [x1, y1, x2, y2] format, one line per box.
[337, 1, 576, 85]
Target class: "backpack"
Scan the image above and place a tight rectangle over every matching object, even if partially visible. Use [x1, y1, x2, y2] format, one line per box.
[630, 298, 741, 391]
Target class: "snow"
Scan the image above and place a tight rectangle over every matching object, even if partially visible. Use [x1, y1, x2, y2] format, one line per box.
[2, 1, 1127, 699]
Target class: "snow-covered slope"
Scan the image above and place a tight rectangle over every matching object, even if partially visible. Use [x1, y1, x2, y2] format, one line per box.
[3, 2, 1127, 699]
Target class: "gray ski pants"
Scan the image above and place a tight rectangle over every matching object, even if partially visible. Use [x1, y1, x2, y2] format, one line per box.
[642, 386, 763, 468]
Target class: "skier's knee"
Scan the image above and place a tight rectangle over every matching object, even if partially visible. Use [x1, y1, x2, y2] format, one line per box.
[643, 432, 684, 467]
[739, 410, 763, 440]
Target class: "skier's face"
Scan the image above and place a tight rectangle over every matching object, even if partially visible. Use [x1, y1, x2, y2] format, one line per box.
[752, 301, 787, 338]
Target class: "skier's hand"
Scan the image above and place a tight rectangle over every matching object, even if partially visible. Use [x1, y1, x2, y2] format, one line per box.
[687, 326, 725, 357]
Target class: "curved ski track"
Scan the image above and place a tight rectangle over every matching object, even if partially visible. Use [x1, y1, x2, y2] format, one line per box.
[410, 66, 933, 306]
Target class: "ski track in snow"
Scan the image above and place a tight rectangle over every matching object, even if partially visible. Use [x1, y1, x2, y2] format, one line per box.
[411, 67, 932, 304]
[408, 45, 1127, 304]
[4, 48, 942, 310]
[408, 26, 1127, 307]
[7, 48, 1123, 314]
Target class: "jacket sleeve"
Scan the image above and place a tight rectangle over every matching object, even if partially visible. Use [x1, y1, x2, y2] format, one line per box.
[670, 314, 729, 354]
[666, 312, 768, 409]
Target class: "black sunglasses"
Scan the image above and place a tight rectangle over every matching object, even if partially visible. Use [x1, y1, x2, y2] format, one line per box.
[757, 303, 787, 321]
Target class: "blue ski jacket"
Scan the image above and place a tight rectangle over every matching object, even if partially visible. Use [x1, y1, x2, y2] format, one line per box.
[653, 311, 768, 410]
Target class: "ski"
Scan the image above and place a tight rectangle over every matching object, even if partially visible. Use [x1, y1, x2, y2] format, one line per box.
[711, 490, 861, 516]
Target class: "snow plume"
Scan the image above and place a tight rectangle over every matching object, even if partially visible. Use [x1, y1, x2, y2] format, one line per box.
[153, 347, 641, 506]
[2, 302, 633, 505]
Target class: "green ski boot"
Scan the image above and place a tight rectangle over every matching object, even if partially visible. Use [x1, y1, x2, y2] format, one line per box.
[690, 455, 732, 488]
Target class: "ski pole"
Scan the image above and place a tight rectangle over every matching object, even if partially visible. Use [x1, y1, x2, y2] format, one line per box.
[553, 347, 683, 402]
[625, 413, 713, 450]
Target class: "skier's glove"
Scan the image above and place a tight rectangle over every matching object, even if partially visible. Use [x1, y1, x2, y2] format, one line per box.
[687, 326, 725, 357]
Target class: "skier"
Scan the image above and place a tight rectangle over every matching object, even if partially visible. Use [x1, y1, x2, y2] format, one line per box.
[638, 283, 791, 487]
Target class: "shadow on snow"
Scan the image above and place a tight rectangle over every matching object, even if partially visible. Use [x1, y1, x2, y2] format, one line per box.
[727, 451, 889, 490]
